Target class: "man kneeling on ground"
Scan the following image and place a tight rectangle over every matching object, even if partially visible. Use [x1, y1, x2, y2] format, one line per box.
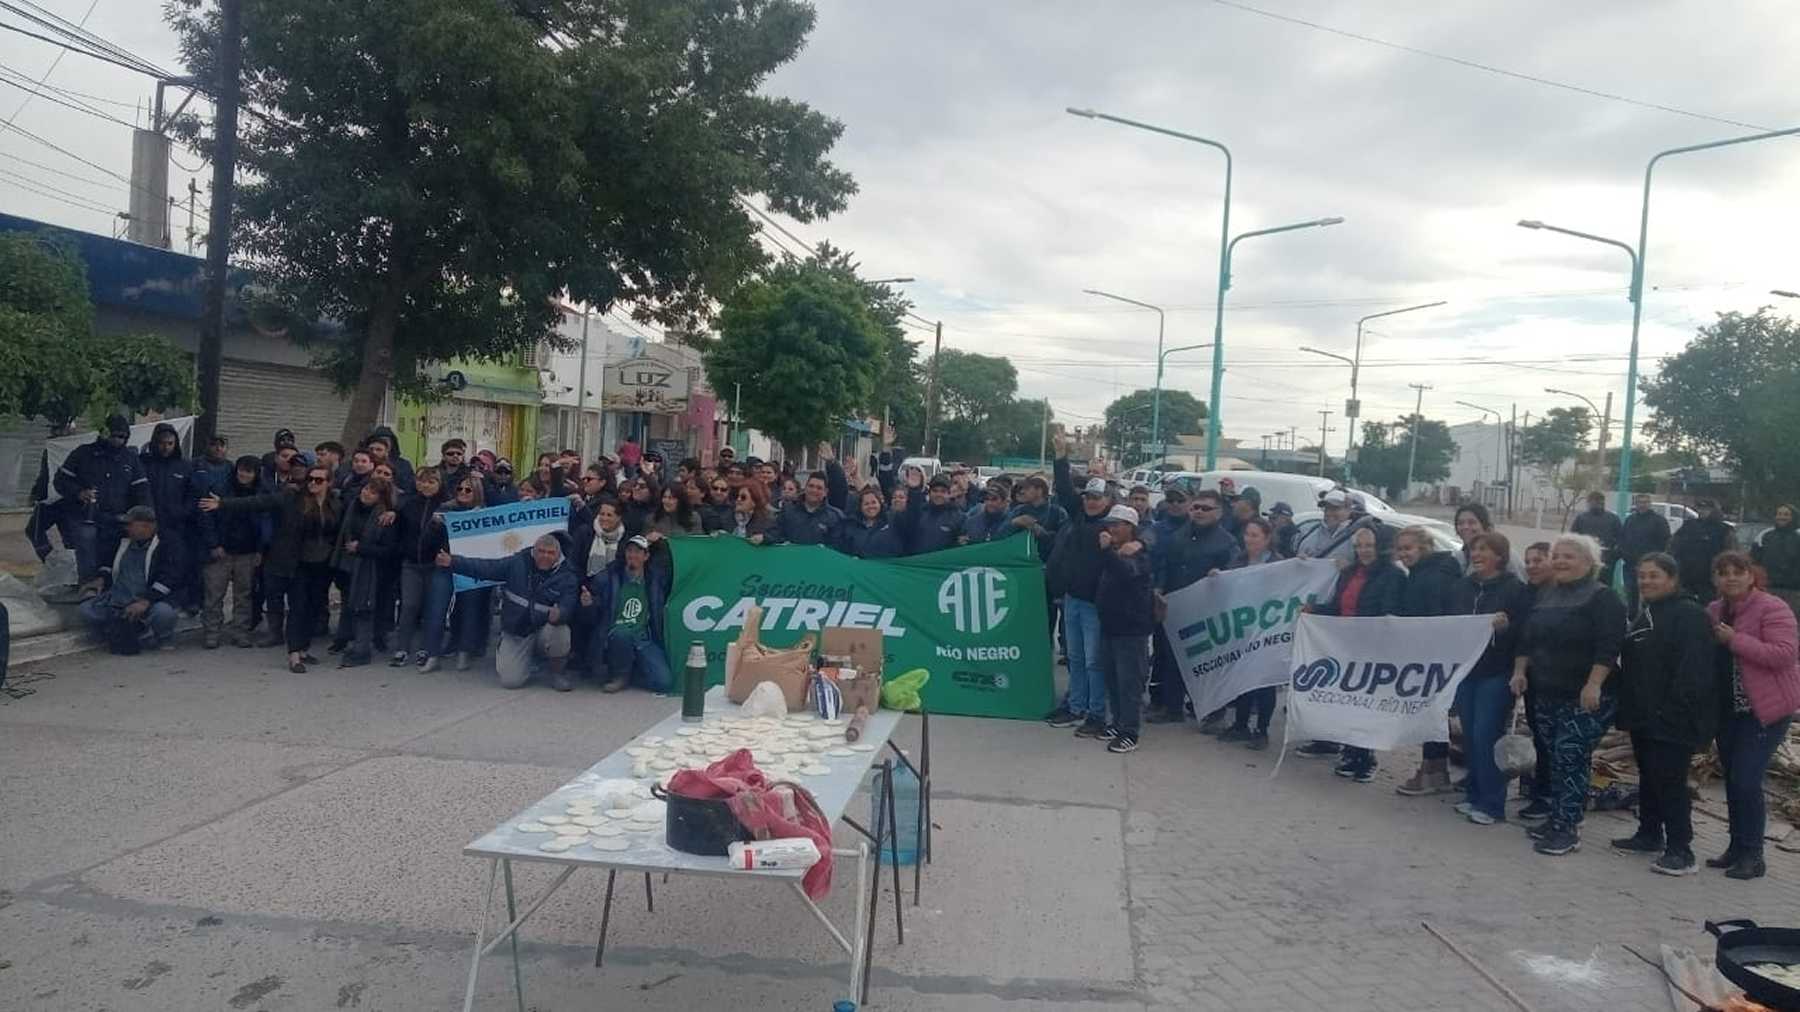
[80, 505, 183, 652]
[437, 534, 578, 690]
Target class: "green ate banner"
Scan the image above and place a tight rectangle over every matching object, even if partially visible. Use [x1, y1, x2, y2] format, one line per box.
[665, 536, 1054, 720]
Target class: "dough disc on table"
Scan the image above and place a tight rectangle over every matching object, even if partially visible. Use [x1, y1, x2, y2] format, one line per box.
[590, 837, 632, 851]
[638, 736, 665, 746]
[589, 822, 626, 837]
[604, 808, 636, 819]
[674, 727, 700, 736]
[625, 746, 656, 758]
[849, 742, 877, 752]
[539, 838, 578, 852]
[571, 815, 605, 827]
[539, 814, 569, 825]
[824, 747, 855, 757]
[515, 822, 551, 833]
[798, 763, 831, 776]
[552, 823, 590, 836]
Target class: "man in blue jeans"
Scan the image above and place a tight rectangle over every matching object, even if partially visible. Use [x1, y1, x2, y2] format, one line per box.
[1044, 432, 1114, 736]
[582, 535, 671, 693]
[79, 506, 181, 650]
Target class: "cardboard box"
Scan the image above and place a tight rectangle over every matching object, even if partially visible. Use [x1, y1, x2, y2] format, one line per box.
[821, 627, 885, 678]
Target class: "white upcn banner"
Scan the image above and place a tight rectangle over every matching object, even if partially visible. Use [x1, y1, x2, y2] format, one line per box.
[1159, 558, 1339, 722]
[1283, 614, 1496, 753]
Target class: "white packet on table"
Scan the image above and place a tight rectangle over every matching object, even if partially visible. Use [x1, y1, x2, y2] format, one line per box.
[727, 837, 821, 870]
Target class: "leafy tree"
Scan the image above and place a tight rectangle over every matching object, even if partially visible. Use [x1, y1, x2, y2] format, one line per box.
[933, 397, 1052, 463]
[1352, 416, 1456, 501]
[0, 233, 194, 432]
[1644, 308, 1800, 510]
[1103, 388, 1207, 464]
[168, 0, 856, 442]
[935, 350, 1018, 431]
[1518, 406, 1593, 509]
[704, 258, 885, 452]
[796, 242, 919, 449]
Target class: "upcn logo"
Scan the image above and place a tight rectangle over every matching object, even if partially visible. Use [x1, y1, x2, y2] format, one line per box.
[1292, 657, 1341, 692]
[937, 567, 1009, 634]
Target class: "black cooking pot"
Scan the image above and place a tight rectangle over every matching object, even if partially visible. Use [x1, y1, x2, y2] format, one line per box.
[650, 783, 752, 857]
[1707, 919, 1800, 1010]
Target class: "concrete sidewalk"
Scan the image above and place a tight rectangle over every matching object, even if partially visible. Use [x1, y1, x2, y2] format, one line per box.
[3, 640, 1794, 1010]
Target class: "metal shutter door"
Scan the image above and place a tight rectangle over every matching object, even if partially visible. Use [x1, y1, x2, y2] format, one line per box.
[218, 359, 353, 452]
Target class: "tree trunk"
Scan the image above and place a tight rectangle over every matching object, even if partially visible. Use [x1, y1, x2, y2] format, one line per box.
[340, 278, 407, 445]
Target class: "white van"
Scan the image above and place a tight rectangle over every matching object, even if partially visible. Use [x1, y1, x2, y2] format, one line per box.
[1154, 470, 1391, 513]
[899, 456, 943, 479]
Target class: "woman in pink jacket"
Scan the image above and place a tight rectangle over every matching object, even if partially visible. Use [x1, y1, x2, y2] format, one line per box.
[1707, 551, 1800, 880]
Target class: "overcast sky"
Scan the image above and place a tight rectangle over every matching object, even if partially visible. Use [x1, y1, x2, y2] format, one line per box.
[4, 1, 1797, 456]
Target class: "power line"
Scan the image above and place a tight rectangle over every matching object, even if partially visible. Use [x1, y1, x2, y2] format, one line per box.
[0, 71, 135, 127]
[0, 171, 115, 215]
[1204, 0, 1775, 131]
[13, 0, 165, 74]
[0, 62, 136, 108]
[0, 1, 169, 78]
[4, 118, 210, 215]
[0, 0, 96, 137]
[0, 146, 116, 191]
[736, 197, 815, 258]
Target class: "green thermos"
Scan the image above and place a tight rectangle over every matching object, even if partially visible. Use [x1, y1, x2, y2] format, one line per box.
[682, 642, 707, 722]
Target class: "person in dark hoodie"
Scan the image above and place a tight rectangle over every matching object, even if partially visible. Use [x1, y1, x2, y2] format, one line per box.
[1044, 433, 1119, 737]
[392, 466, 451, 669]
[362, 426, 414, 494]
[259, 428, 298, 487]
[56, 413, 147, 589]
[1216, 517, 1284, 749]
[332, 476, 398, 667]
[961, 480, 1014, 544]
[838, 486, 905, 558]
[1305, 525, 1406, 779]
[435, 438, 472, 493]
[1393, 525, 1467, 797]
[138, 422, 197, 610]
[196, 455, 269, 648]
[1618, 493, 1672, 611]
[1449, 532, 1533, 826]
[1672, 498, 1738, 602]
[899, 472, 965, 555]
[1510, 533, 1627, 858]
[1752, 503, 1799, 618]
[1096, 504, 1154, 754]
[1143, 486, 1190, 725]
[1610, 552, 1716, 876]
[442, 475, 493, 670]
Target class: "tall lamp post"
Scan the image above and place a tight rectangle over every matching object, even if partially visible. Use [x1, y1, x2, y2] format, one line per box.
[1525, 123, 1800, 511]
[1773, 289, 1799, 299]
[1544, 386, 1611, 488]
[1156, 342, 1215, 466]
[1082, 289, 1166, 462]
[1065, 108, 1344, 469]
[907, 310, 944, 455]
[1340, 301, 1445, 485]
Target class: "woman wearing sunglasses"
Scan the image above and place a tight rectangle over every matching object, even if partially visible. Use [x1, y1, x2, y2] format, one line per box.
[200, 462, 343, 673]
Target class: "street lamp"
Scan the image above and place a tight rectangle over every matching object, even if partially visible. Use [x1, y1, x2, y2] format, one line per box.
[1083, 288, 1167, 463]
[1338, 301, 1445, 485]
[1580, 124, 1800, 513]
[1545, 386, 1613, 488]
[1151, 341, 1215, 468]
[1773, 289, 1799, 299]
[867, 276, 915, 285]
[1456, 400, 1504, 485]
[907, 310, 945, 454]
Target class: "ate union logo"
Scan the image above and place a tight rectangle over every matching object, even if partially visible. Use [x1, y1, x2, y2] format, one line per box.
[937, 567, 1010, 634]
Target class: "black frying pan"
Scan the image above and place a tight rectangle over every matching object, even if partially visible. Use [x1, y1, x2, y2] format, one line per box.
[1707, 919, 1800, 1010]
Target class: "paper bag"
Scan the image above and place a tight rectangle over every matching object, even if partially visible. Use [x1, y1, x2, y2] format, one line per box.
[726, 604, 814, 710]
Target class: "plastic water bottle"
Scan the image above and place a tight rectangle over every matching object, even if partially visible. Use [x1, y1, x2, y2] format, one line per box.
[833, 1001, 856, 1012]
[682, 642, 707, 722]
[871, 762, 921, 866]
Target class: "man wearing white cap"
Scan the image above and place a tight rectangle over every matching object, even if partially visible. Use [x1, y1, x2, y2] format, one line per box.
[1293, 488, 1369, 565]
[1096, 504, 1153, 753]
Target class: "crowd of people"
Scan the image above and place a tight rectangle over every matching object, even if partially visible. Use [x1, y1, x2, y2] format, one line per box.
[37, 415, 1800, 879]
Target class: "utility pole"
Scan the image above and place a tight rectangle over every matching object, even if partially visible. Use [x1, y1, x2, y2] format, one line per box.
[1594, 391, 1613, 490]
[184, 179, 199, 254]
[920, 319, 943, 454]
[1038, 399, 1049, 468]
[1316, 410, 1332, 476]
[1404, 383, 1432, 492]
[193, 0, 242, 449]
[1508, 404, 1518, 518]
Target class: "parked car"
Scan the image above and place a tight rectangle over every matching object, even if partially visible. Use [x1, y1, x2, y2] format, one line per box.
[1153, 470, 1393, 514]
[1289, 508, 1462, 554]
[899, 456, 943, 479]
[1649, 500, 1697, 534]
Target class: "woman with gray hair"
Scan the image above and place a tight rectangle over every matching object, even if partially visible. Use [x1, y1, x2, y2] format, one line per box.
[1510, 533, 1626, 857]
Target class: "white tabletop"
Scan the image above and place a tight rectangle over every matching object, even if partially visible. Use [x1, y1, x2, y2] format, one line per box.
[463, 687, 903, 879]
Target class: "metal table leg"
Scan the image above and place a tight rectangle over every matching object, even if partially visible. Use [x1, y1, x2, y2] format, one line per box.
[460, 859, 499, 1012]
[883, 759, 904, 945]
[644, 872, 654, 913]
[593, 869, 618, 968]
[502, 860, 524, 1012]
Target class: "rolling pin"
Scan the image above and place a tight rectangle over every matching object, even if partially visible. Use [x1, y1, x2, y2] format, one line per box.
[845, 706, 870, 742]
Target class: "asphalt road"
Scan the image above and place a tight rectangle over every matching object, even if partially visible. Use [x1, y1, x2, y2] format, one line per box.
[3, 638, 1795, 1010]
